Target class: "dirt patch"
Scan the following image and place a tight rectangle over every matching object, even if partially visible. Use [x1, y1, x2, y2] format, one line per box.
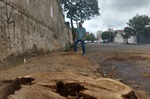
[0, 50, 140, 99]
[0, 72, 138, 99]
[106, 55, 146, 61]
[0, 49, 50, 71]
[105, 53, 149, 61]
[0, 77, 34, 99]
[0, 43, 149, 98]
[142, 72, 150, 78]
[56, 81, 89, 98]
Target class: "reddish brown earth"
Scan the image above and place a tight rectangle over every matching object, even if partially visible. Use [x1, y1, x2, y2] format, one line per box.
[0, 43, 149, 99]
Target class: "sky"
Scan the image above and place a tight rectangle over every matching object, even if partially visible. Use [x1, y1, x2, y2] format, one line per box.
[65, 0, 150, 34]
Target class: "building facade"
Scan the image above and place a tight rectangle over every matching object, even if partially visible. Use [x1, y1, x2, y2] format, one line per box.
[114, 30, 124, 43]
[97, 30, 103, 43]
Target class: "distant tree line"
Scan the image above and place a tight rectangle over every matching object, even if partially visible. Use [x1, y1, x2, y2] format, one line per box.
[101, 14, 150, 43]
[101, 31, 117, 43]
[86, 33, 96, 42]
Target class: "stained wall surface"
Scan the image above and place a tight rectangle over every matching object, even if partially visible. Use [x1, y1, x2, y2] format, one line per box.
[0, 0, 72, 60]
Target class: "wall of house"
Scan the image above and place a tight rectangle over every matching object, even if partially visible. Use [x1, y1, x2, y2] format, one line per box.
[114, 33, 124, 43]
[128, 36, 137, 44]
[97, 30, 103, 43]
[0, 0, 72, 61]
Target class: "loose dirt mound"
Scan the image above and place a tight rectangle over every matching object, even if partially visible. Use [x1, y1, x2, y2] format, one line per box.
[0, 51, 146, 99]
[0, 71, 137, 99]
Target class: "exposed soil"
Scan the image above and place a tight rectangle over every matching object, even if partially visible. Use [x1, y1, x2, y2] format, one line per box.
[0, 51, 105, 99]
[0, 51, 100, 80]
[0, 43, 149, 99]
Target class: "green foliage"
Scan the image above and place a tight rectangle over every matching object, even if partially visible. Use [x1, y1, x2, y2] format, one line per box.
[144, 27, 150, 35]
[59, 0, 100, 41]
[101, 31, 109, 40]
[101, 31, 115, 42]
[59, 0, 100, 21]
[125, 14, 150, 36]
[122, 27, 133, 38]
[86, 33, 96, 42]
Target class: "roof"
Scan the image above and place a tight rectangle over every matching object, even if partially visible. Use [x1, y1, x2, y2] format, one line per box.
[116, 30, 124, 33]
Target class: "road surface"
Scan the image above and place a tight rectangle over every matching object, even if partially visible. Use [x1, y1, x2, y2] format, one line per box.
[86, 43, 150, 95]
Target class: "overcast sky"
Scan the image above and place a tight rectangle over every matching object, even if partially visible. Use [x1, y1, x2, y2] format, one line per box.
[66, 0, 150, 34]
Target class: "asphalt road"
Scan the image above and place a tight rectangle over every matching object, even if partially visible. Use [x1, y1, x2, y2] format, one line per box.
[86, 43, 150, 53]
[86, 43, 150, 94]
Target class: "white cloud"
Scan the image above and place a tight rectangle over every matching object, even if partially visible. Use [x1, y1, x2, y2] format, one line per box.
[65, 0, 150, 35]
[83, 0, 150, 33]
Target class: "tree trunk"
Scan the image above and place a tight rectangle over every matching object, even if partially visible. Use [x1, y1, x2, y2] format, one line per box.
[70, 18, 75, 41]
[126, 38, 129, 44]
[76, 20, 78, 28]
[70, 6, 75, 41]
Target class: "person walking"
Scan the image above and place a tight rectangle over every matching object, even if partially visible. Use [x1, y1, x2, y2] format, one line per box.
[74, 22, 86, 56]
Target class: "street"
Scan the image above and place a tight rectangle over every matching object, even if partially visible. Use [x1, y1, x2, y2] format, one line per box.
[86, 43, 150, 95]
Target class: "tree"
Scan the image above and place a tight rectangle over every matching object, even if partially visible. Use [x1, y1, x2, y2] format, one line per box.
[144, 27, 150, 35]
[59, 0, 100, 40]
[86, 33, 96, 42]
[123, 27, 133, 39]
[101, 31, 115, 42]
[122, 27, 134, 44]
[125, 14, 150, 36]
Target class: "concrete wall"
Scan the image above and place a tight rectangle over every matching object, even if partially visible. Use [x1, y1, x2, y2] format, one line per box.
[114, 33, 124, 43]
[137, 34, 150, 44]
[128, 36, 137, 44]
[0, 0, 72, 60]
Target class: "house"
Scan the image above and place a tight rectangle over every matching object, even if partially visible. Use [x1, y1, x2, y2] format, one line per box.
[97, 30, 103, 43]
[128, 36, 137, 44]
[114, 30, 137, 44]
[114, 30, 124, 43]
[97, 29, 115, 43]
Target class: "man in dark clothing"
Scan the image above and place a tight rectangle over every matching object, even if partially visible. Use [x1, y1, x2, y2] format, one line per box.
[74, 22, 86, 55]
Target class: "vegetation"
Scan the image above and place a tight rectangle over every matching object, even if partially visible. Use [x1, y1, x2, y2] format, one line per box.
[124, 14, 150, 37]
[59, 0, 100, 40]
[86, 33, 96, 42]
[101, 31, 116, 42]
